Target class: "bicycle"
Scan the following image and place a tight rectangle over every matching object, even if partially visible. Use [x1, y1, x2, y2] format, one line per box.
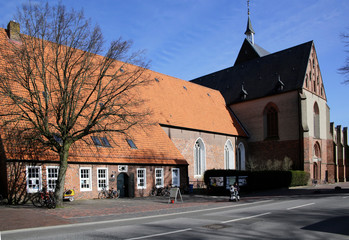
[150, 185, 171, 197]
[98, 186, 120, 199]
[31, 188, 56, 209]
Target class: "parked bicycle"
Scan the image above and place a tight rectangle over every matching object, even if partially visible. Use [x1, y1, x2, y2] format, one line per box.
[98, 186, 120, 199]
[31, 188, 56, 209]
[150, 185, 171, 197]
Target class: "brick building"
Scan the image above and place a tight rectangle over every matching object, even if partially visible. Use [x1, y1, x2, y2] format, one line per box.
[0, 9, 348, 201]
[191, 13, 348, 183]
[0, 21, 246, 199]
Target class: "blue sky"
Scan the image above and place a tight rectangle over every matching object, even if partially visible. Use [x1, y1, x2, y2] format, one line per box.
[1, 0, 348, 128]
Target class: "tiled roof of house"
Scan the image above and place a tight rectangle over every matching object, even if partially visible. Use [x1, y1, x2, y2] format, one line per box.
[191, 41, 313, 105]
[0, 24, 247, 166]
[140, 71, 247, 137]
[0, 27, 187, 165]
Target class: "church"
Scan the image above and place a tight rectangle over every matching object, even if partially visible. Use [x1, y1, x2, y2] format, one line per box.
[191, 10, 348, 184]
[0, 7, 348, 200]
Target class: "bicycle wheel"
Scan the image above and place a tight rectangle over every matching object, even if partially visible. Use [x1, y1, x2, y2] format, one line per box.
[48, 195, 56, 209]
[150, 188, 157, 197]
[113, 190, 120, 199]
[98, 191, 107, 199]
[163, 189, 170, 197]
[31, 193, 44, 207]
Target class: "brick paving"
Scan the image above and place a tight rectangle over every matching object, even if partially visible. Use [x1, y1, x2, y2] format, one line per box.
[1, 182, 348, 232]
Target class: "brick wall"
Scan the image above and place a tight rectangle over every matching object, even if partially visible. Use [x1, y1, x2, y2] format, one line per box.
[162, 126, 239, 182]
[5, 162, 188, 199]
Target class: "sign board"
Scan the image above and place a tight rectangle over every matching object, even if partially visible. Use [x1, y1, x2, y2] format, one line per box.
[226, 176, 237, 189]
[209, 177, 224, 187]
[168, 188, 183, 204]
[238, 176, 248, 186]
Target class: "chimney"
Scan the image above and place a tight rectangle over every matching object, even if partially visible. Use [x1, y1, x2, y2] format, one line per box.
[7, 20, 21, 41]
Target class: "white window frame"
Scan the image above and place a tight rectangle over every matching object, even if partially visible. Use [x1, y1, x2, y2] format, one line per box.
[97, 168, 108, 191]
[46, 166, 59, 192]
[80, 167, 92, 191]
[155, 168, 164, 188]
[137, 168, 146, 189]
[194, 138, 206, 178]
[224, 140, 235, 170]
[172, 168, 180, 187]
[26, 166, 42, 193]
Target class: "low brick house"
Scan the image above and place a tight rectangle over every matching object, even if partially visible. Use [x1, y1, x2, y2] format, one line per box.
[0, 21, 247, 199]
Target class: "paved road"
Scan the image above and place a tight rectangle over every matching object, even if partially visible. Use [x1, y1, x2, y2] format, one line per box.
[1, 183, 349, 240]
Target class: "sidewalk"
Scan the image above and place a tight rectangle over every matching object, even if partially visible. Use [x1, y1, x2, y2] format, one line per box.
[1, 182, 348, 232]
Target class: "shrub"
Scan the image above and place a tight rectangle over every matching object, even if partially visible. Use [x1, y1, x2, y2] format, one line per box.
[289, 171, 310, 187]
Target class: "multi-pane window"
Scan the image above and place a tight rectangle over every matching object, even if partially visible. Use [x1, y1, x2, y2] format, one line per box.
[91, 136, 112, 147]
[26, 166, 41, 193]
[155, 168, 164, 188]
[47, 166, 59, 192]
[80, 167, 92, 191]
[137, 168, 146, 189]
[172, 168, 180, 187]
[97, 168, 108, 190]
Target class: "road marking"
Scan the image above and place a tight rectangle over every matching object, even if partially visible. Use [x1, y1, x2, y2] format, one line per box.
[125, 228, 192, 240]
[1, 200, 273, 235]
[221, 212, 271, 224]
[287, 203, 315, 210]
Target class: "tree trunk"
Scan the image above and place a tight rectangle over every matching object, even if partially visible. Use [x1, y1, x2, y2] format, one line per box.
[55, 143, 71, 207]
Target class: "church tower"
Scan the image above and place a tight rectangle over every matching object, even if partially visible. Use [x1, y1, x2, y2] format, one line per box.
[245, 0, 255, 44]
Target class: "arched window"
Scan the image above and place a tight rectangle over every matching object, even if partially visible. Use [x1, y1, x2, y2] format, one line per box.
[194, 138, 206, 177]
[224, 140, 235, 170]
[263, 103, 279, 139]
[305, 74, 308, 88]
[313, 142, 321, 180]
[313, 103, 320, 138]
[237, 142, 246, 170]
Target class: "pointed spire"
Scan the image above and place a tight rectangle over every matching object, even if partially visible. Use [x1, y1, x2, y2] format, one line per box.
[245, 0, 255, 44]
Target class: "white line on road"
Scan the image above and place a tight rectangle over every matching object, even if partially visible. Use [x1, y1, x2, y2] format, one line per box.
[287, 203, 315, 210]
[1, 200, 273, 235]
[221, 212, 271, 224]
[125, 228, 192, 240]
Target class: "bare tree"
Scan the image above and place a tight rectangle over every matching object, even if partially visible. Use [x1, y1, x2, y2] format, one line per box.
[339, 32, 349, 84]
[0, 2, 150, 206]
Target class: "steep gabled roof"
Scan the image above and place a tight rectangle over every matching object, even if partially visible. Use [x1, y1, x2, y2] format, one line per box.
[191, 41, 313, 105]
[234, 38, 270, 66]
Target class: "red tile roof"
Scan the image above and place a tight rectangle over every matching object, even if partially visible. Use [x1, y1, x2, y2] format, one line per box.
[141, 71, 247, 137]
[0, 25, 246, 166]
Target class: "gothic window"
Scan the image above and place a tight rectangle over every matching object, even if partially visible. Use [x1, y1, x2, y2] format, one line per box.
[314, 103, 320, 138]
[237, 143, 246, 170]
[224, 140, 235, 170]
[264, 103, 279, 139]
[194, 138, 206, 177]
[305, 74, 308, 88]
[313, 142, 321, 180]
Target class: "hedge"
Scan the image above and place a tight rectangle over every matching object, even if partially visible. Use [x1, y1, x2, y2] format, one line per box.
[203, 169, 308, 195]
[289, 170, 310, 187]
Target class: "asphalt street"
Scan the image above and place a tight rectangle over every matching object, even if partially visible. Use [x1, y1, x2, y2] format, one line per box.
[1, 183, 349, 240]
